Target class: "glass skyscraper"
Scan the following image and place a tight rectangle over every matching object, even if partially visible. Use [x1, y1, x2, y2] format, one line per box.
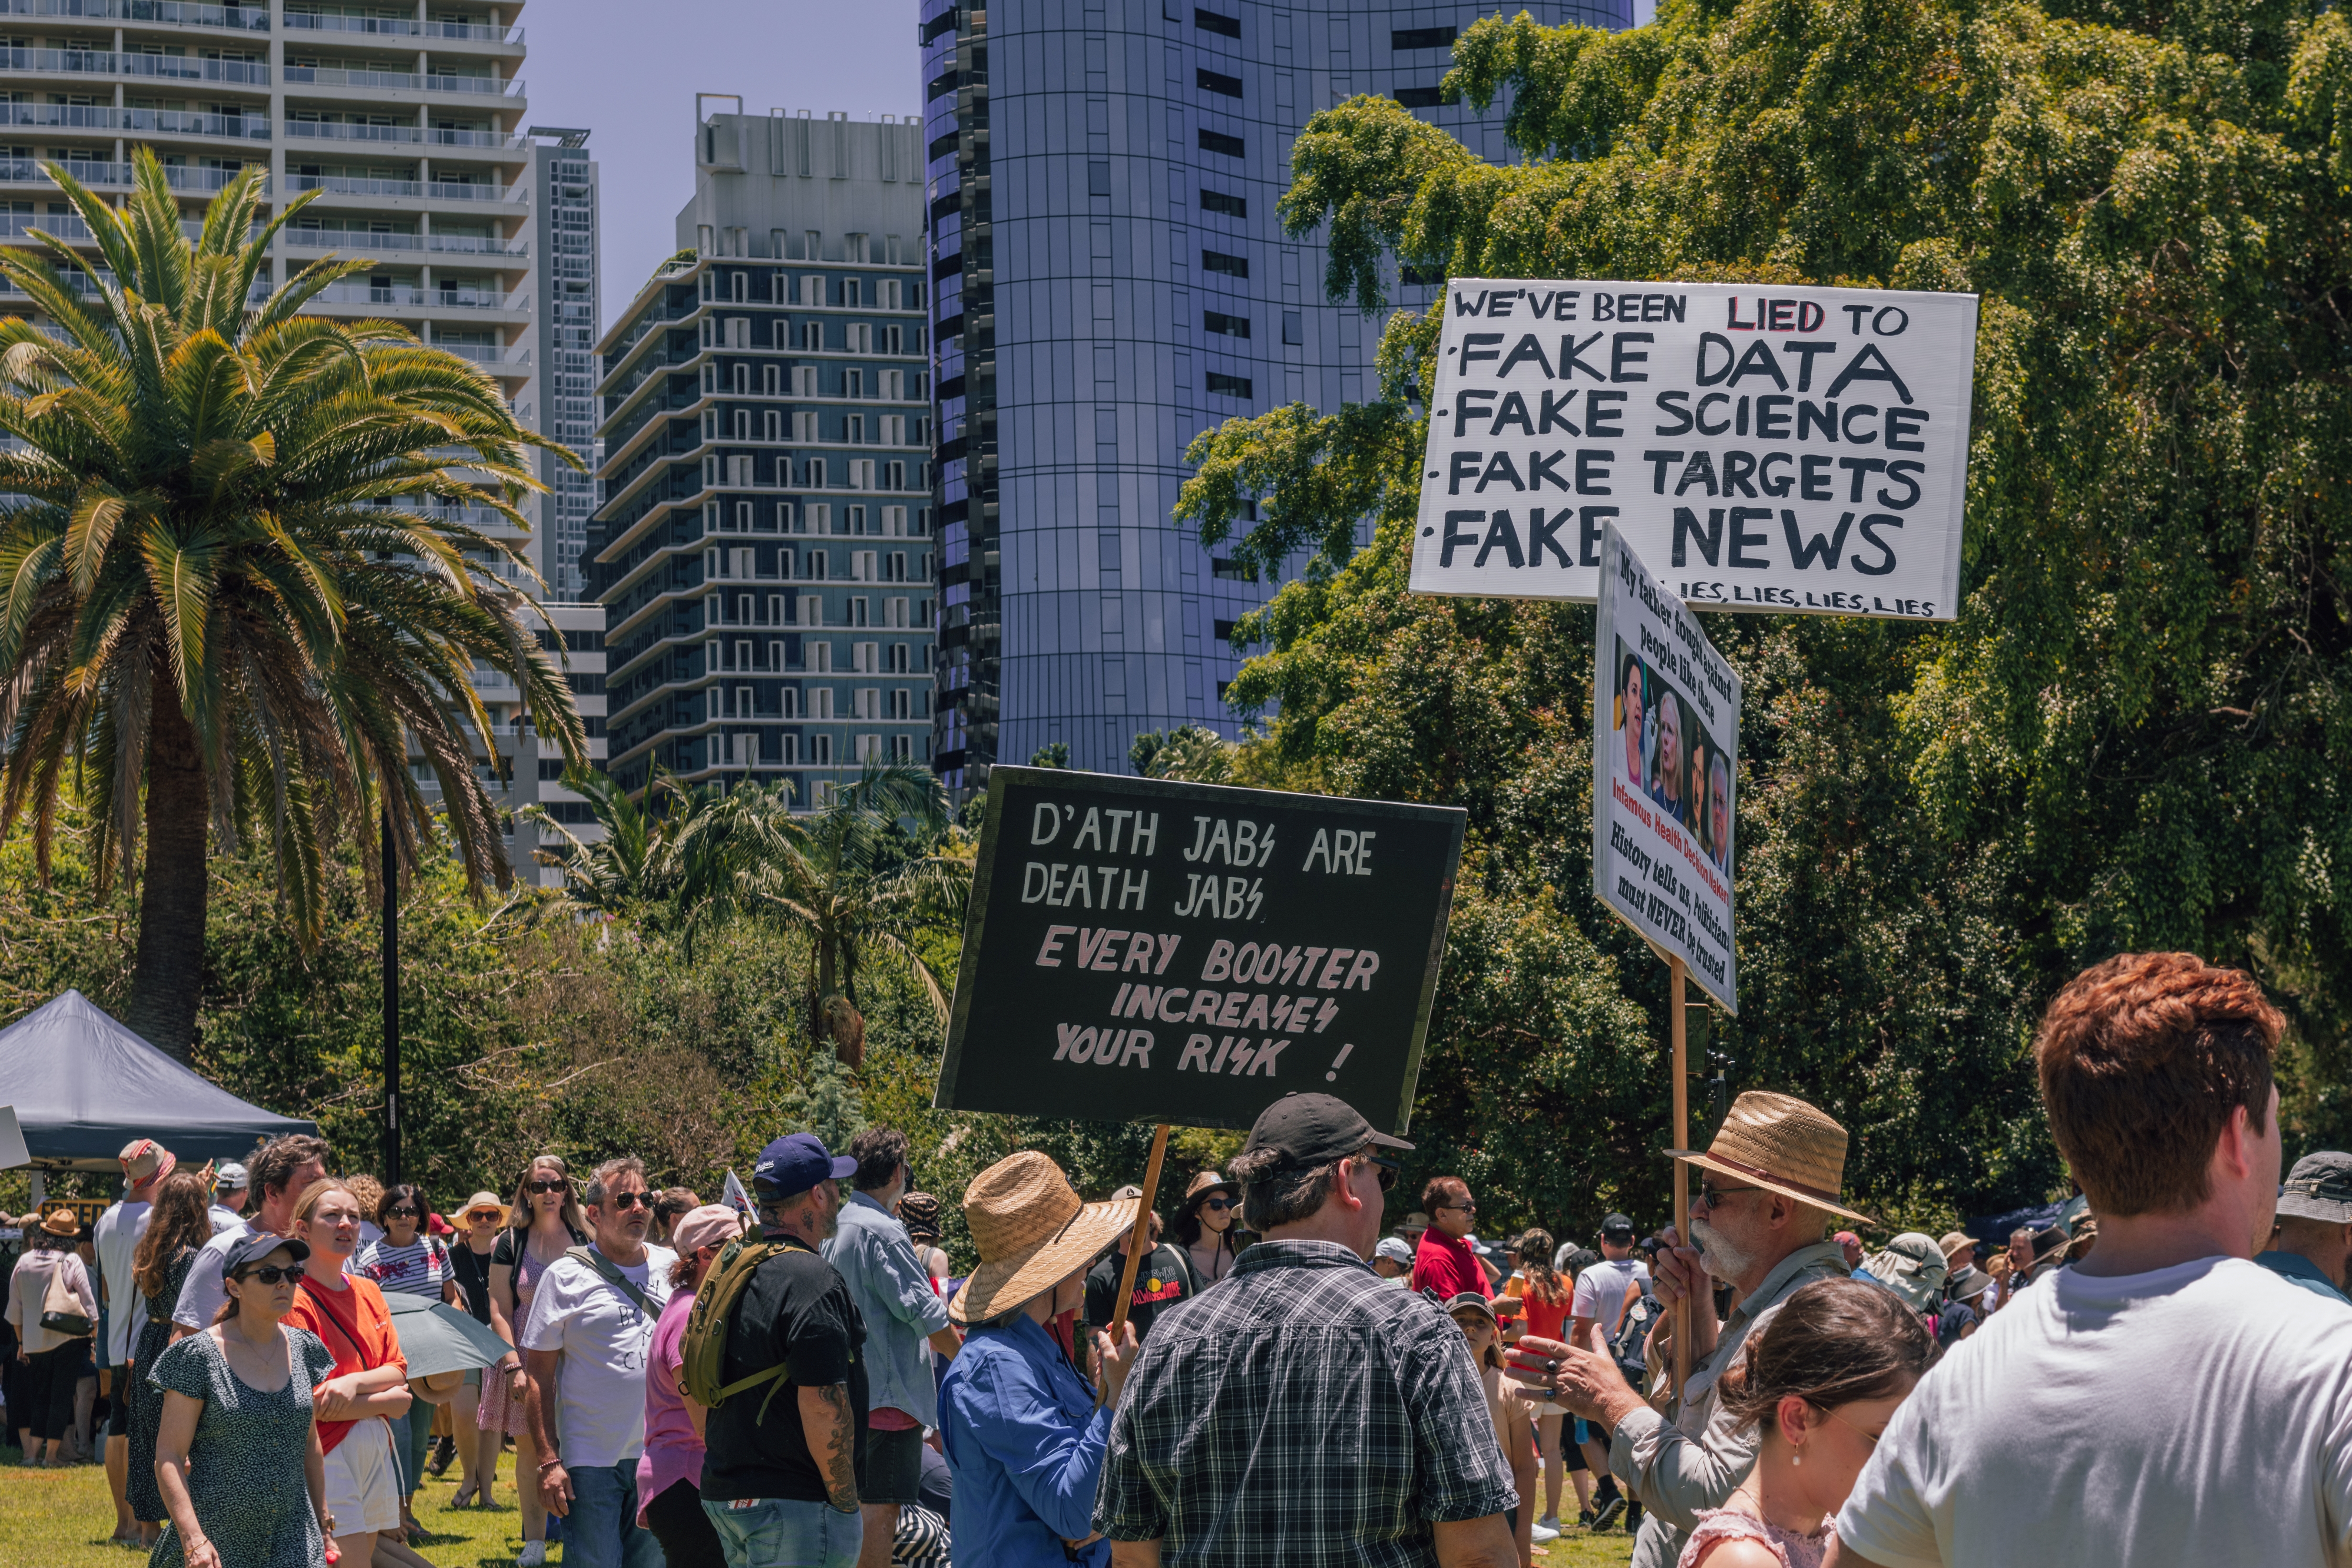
[923, 0, 1627, 787]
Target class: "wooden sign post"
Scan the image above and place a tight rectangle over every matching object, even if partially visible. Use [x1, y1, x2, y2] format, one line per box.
[1104, 1123, 1172, 1346]
[1669, 957, 1691, 1403]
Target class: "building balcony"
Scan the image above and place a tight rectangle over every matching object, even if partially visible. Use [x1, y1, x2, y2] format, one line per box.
[284, 172, 519, 203]
[279, 227, 527, 259]
[286, 119, 422, 145]
[119, 52, 268, 85]
[313, 283, 528, 311]
[0, 103, 266, 140]
[281, 64, 522, 96]
[0, 0, 268, 27]
[281, 11, 520, 45]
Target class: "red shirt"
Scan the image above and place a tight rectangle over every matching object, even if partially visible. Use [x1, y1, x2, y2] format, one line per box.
[1409, 1228, 1490, 1299]
[285, 1274, 406, 1454]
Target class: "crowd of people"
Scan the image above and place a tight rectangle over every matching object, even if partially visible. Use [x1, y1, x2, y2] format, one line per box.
[4, 946, 2349, 1568]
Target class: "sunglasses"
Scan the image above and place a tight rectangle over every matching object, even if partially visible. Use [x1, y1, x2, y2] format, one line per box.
[605, 1191, 654, 1210]
[1358, 1154, 1401, 1192]
[234, 1266, 302, 1286]
[1694, 1181, 1762, 1210]
[526, 1179, 568, 1195]
[385, 1207, 420, 1220]
[1202, 1197, 1232, 1211]
[1437, 1199, 1475, 1213]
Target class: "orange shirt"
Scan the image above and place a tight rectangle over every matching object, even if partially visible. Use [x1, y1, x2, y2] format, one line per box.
[1518, 1289, 1570, 1343]
[284, 1274, 406, 1454]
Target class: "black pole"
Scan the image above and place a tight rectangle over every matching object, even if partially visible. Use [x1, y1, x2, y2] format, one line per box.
[382, 802, 401, 1186]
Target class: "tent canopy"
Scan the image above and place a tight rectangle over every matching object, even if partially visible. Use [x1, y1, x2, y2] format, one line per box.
[0, 990, 316, 1171]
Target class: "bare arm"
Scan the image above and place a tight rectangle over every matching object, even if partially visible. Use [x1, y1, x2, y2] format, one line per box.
[314, 1361, 411, 1421]
[1433, 1515, 1520, 1568]
[927, 1325, 961, 1359]
[1110, 1543, 1163, 1567]
[684, 1394, 708, 1441]
[798, 1382, 859, 1513]
[523, 1345, 570, 1515]
[305, 1408, 331, 1541]
[154, 1389, 223, 1568]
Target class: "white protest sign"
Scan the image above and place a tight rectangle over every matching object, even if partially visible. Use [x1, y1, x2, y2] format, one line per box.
[1593, 523, 1740, 1012]
[1413, 280, 1978, 620]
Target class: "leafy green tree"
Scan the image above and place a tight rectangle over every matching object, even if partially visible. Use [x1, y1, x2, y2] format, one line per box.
[1171, 0, 2352, 1225]
[0, 154, 582, 1057]
[1028, 741, 1071, 768]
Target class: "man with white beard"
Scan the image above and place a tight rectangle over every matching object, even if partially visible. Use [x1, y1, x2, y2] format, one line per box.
[1506, 1092, 1861, 1568]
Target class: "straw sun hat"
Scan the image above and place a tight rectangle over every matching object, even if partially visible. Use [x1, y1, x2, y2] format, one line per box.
[949, 1152, 1140, 1326]
[1663, 1089, 1873, 1225]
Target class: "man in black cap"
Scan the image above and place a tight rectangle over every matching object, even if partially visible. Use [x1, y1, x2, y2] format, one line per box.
[2257, 1152, 2352, 1305]
[1096, 1092, 1520, 1568]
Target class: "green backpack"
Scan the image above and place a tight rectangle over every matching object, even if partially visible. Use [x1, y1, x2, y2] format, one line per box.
[680, 1237, 797, 1420]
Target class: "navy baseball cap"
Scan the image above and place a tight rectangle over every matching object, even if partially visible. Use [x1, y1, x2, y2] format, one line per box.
[754, 1133, 858, 1199]
[222, 1232, 309, 1278]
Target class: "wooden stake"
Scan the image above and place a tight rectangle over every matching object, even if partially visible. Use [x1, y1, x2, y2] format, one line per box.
[1107, 1122, 1172, 1341]
[1671, 956, 1692, 1408]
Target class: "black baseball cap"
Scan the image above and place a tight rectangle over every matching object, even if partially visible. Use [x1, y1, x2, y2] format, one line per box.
[222, 1232, 309, 1278]
[1244, 1092, 1414, 1171]
[1600, 1212, 1636, 1242]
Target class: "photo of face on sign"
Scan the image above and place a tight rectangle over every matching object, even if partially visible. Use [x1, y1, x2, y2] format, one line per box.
[1615, 638, 1736, 876]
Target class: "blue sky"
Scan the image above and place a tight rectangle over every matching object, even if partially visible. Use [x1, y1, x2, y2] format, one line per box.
[526, 0, 925, 334]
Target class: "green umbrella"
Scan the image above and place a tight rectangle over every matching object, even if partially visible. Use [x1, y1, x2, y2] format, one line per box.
[380, 1290, 513, 1380]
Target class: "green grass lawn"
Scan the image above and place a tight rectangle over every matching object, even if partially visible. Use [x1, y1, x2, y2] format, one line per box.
[0, 1438, 1639, 1568]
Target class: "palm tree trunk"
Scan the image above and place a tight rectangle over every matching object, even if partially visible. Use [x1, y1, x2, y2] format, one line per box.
[124, 693, 209, 1060]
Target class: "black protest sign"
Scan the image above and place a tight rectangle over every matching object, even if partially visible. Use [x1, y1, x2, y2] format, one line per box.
[934, 767, 1467, 1134]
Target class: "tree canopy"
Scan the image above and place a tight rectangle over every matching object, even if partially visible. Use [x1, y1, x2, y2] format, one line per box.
[1175, 0, 2352, 1227]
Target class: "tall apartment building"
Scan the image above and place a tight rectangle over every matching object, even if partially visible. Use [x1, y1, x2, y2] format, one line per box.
[585, 108, 936, 805]
[527, 123, 596, 599]
[922, 0, 1626, 786]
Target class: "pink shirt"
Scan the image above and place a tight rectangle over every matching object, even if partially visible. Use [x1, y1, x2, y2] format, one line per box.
[635, 1285, 703, 1521]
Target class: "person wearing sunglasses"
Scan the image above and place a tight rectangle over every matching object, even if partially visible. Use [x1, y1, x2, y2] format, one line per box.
[520, 1155, 677, 1568]
[487, 1156, 591, 1565]
[1409, 1175, 1493, 1301]
[145, 1231, 339, 1568]
[1171, 1171, 1243, 1288]
[1098, 1093, 1522, 1568]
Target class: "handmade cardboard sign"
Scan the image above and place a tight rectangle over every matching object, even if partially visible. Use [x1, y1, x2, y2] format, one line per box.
[934, 768, 1467, 1133]
[1592, 523, 1742, 1012]
[1413, 280, 1978, 620]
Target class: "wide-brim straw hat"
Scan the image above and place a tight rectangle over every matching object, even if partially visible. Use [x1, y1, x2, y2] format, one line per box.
[1663, 1089, 1873, 1225]
[950, 1152, 1139, 1325]
[458, 1191, 509, 1226]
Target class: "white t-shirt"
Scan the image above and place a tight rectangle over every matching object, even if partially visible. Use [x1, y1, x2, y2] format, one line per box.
[1839, 1255, 2352, 1566]
[206, 1205, 245, 1236]
[92, 1198, 152, 1364]
[1570, 1255, 1651, 1331]
[171, 1217, 258, 1331]
[519, 1244, 677, 1471]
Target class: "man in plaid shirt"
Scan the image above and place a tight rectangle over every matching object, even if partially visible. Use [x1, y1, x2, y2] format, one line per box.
[1096, 1093, 1521, 1567]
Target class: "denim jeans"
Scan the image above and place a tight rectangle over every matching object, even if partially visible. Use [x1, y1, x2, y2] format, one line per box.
[701, 1495, 864, 1568]
[565, 1461, 665, 1568]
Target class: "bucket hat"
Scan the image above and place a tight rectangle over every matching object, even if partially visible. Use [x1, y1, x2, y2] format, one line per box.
[1858, 1232, 1948, 1312]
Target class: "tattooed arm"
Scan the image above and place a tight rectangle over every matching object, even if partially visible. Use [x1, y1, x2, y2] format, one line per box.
[798, 1382, 860, 1513]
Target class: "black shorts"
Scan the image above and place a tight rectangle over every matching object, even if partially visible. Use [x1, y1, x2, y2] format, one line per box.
[862, 1426, 925, 1505]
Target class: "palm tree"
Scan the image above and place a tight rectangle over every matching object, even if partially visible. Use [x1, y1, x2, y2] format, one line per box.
[520, 766, 731, 921]
[715, 763, 969, 1066]
[0, 152, 585, 1058]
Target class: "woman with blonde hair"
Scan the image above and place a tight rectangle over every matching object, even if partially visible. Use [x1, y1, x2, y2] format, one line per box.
[281, 1179, 413, 1568]
[125, 1169, 215, 1541]
[484, 1155, 587, 1566]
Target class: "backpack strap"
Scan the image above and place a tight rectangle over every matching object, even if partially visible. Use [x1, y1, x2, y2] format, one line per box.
[565, 1246, 655, 1317]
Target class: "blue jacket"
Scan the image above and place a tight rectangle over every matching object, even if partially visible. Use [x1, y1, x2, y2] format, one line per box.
[939, 1312, 1111, 1568]
[822, 1190, 951, 1426]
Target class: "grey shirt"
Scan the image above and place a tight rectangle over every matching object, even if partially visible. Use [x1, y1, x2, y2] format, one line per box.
[1611, 1239, 1849, 1568]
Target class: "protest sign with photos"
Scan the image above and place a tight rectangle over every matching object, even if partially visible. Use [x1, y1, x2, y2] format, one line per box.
[1412, 280, 1978, 621]
[934, 767, 1466, 1133]
[1593, 522, 1742, 1012]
